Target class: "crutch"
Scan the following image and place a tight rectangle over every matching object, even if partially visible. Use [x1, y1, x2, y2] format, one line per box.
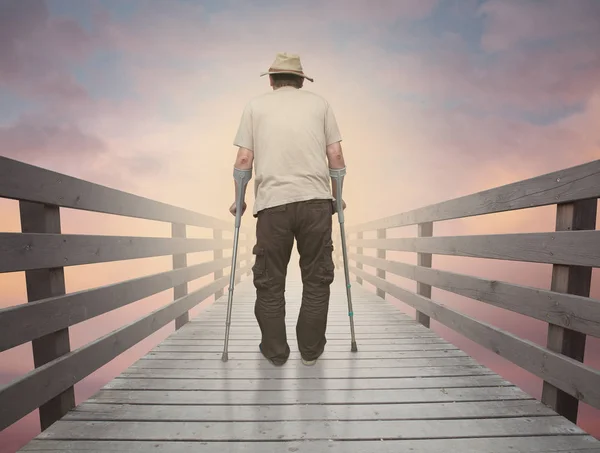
[329, 167, 357, 352]
[222, 167, 252, 362]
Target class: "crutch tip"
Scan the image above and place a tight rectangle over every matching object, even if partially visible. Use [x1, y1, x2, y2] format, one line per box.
[351, 341, 358, 352]
[221, 352, 229, 362]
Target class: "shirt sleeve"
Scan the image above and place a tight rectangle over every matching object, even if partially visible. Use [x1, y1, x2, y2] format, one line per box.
[233, 102, 254, 150]
[324, 102, 342, 146]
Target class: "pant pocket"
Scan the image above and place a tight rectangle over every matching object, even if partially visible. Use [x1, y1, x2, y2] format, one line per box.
[252, 244, 269, 290]
[318, 240, 335, 285]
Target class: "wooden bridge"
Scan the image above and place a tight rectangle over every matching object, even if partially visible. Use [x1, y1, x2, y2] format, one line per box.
[1, 155, 599, 452]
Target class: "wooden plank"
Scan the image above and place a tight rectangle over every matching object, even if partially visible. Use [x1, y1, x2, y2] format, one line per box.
[0, 267, 249, 432]
[417, 221, 433, 327]
[0, 233, 249, 272]
[172, 223, 189, 329]
[352, 267, 600, 410]
[88, 386, 531, 405]
[212, 229, 224, 300]
[348, 230, 600, 267]
[19, 437, 600, 453]
[35, 417, 586, 441]
[63, 399, 551, 421]
[376, 228, 386, 298]
[131, 357, 479, 369]
[154, 342, 454, 352]
[0, 156, 231, 230]
[161, 337, 447, 346]
[348, 253, 600, 338]
[142, 349, 468, 360]
[356, 231, 363, 284]
[103, 374, 511, 391]
[18, 201, 75, 431]
[347, 158, 600, 233]
[174, 325, 430, 334]
[0, 256, 243, 352]
[542, 199, 597, 422]
[119, 365, 495, 379]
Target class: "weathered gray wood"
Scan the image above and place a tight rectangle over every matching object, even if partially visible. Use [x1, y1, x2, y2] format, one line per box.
[35, 417, 586, 441]
[352, 267, 600, 410]
[103, 374, 510, 391]
[154, 342, 454, 352]
[19, 436, 600, 453]
[356, 231, 363, 284]
[120, 365, 495, 380]
[542, 199, 597, 423]
[0, 156, 230, 230]
[212, 229, 224, 300]
[348, 252, 600, 338]
[347, 158, 600, 233]
[0, 233, 249, 272]
[417, 221, 433, 327]
[376, 228, 386, 298]
[348, 230, 600, 267]
[0, 267, 250, 432]
[133, 356, 478, 369]
[88, 386, 530, 405]
[161, 337, 447, 346]
[172, 223, 189, 329]
[19, 201, 75, 431]
[0, 256, 246, 352]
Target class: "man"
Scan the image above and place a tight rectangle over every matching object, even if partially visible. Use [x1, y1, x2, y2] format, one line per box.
[229, 52, 347, 366]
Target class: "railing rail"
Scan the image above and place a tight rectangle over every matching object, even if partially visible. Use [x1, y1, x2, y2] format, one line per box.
[0, 157, 253, 432]
[344, 159, 600, 424]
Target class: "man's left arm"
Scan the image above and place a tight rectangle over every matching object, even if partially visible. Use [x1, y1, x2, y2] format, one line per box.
[231, 103, 254, 216]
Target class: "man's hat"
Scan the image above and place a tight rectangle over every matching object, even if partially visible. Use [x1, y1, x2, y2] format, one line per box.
[260, 52, 314, 82]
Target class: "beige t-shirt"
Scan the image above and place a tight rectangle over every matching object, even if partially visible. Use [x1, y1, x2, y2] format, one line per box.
[233, 86, 342, 216]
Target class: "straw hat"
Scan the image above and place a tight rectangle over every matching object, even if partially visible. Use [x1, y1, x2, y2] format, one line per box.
[260, 52, 314, 82]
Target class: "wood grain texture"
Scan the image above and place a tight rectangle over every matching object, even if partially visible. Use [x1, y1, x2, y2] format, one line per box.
[212, 229, 224, 300]
[0, 233, 249, 272]
[347, 158, 600, 233]
[542, 199, 597, 422]
[0, 256, 248, 352]
[172, 223, 189, 330]
[348, 230, 600, 267]
[348, 253, 600, 338]
[0, 156, 230, 230]
[376, 228, 386, 298]
[352, 267, 600, 410]
[0, 267, 250, 432]
[19, 437, 600, 453]
[18, 201, 75, 431]
[417, 221, 433, 327]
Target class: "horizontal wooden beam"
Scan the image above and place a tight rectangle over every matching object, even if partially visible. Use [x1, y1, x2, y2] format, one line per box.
[348, 230, 600, 267]
[0, 263, 252, 432]
[0, 157, 231, 230]
[347, 159, 600, 233]
[0, 233, 251, 273]
[0, 255, 252, 352]
[349, 253, 600, 338]
[351, 266, 600, 411]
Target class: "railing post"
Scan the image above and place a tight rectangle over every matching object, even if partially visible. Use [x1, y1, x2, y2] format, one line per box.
[541, 199, 596, 422]
[19, 201, 75, 431]
[356, 232, 363, 285]
[376, 229, 386, 299]
[172, 223, 189, 329]
[416, 222, 433, 327]
[213, 229, 224, 300]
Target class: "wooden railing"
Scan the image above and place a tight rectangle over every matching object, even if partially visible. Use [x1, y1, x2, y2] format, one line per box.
[0, 156, 254, 432]
[343, 159, 600, 424]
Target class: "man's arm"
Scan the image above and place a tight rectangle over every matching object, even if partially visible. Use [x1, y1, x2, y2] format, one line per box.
[326, 141, 345, 202]
[230, 147, 254, 215]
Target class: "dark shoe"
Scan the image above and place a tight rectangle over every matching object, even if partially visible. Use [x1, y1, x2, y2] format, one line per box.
[259, 343, 285, 366]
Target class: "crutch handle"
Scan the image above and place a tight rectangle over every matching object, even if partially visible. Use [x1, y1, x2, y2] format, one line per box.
[329, 167, 346, 223]
[233, 167, 252, 228]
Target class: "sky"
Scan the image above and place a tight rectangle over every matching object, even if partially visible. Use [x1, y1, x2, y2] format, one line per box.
[1, 0, 600, 451]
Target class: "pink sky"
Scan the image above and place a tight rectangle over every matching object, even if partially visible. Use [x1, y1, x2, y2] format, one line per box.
[1, 0, 600, 450]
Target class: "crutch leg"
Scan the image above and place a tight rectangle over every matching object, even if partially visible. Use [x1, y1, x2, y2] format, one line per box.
[329, 167, 357, 352]
[222, 167, 252, 362]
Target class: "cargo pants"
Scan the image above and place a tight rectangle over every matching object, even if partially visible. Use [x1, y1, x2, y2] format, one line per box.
[252, 199, 335, 365]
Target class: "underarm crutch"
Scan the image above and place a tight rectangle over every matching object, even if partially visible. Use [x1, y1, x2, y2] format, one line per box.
[329, 167, 358, 352]
[222, 167, 252, 362]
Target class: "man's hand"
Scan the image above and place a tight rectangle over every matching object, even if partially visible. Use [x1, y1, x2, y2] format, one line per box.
[229, 201, 247, 216]
[332, 199, 347, 213]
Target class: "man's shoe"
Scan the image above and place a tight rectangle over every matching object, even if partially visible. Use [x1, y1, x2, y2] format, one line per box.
[259, 343, 285, 366]
[301, 357, 317, 366]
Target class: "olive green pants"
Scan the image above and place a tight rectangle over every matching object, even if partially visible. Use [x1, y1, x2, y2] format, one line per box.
[252, 199, 335, 364]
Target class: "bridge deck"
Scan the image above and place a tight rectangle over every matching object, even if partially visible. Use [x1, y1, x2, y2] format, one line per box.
[20, 272, 600, 452]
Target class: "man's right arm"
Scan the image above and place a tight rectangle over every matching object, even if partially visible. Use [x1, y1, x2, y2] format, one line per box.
[326, 141, 346, 203]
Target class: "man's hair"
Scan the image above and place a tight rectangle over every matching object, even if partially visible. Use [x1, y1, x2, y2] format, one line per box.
[270, 73, 304, 89]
